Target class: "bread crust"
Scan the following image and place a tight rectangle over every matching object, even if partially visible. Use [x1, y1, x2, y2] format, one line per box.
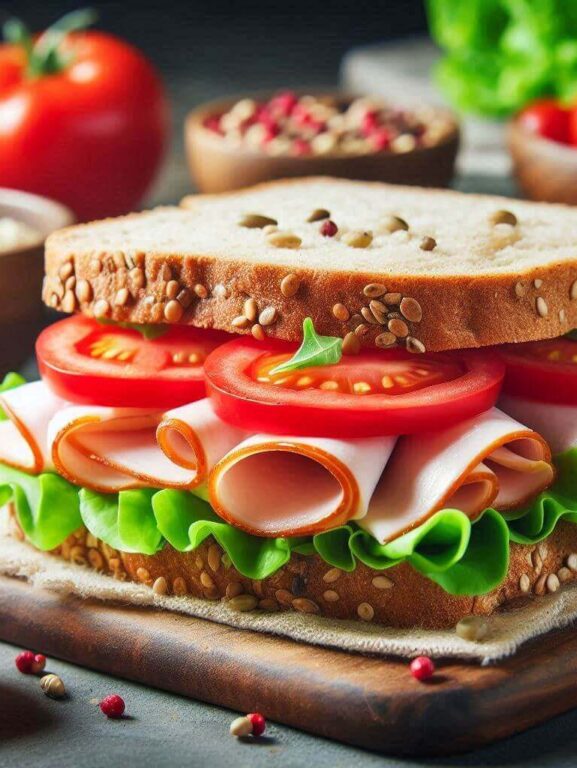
[43, 178, 577, 353]
[28, 519, 577, 630]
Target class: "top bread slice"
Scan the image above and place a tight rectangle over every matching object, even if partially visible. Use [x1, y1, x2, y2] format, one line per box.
[44, 177, 577, 352]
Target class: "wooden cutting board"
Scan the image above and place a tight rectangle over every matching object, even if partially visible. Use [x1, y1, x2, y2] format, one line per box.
[1, 574, 576, 756]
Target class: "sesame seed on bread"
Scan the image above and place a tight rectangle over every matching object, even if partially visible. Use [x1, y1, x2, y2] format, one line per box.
[44, 177, 577, 353]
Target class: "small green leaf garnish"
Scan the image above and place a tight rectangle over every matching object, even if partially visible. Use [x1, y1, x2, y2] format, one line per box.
[565, 330, 577, 342]
[96, 319, 169, 341]
[269, 318, 343, 376]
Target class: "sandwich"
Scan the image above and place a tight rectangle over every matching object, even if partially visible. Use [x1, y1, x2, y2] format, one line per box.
[2, 176, 577, 630]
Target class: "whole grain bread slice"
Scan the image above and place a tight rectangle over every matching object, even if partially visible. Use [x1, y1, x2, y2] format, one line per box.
[44, 177, 577, 352]
[20, 512, 577, 630]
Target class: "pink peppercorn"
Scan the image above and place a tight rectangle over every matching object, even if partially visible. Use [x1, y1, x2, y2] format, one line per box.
[261, 124, 280, 144]
[247, 712, 266, 737]
[269, 91, 297, 117]
[15, 650, 36, 674]
[204, 115, 223, 134]
[99, 694, 125, 718]
[410, 656, 435, 681]
[370, 129, 391, 151]
[360, 110, 379, 136]
[320, 219, 338, 237]
[292, 138, 311, 156]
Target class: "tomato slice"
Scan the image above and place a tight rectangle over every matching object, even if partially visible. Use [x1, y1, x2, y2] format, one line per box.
[36, 316, 230, 409]
[500, 337, 577, 405]
[204, 338, 505, 437]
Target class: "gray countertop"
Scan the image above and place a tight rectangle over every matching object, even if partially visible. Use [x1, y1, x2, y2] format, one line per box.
[3, 638, 577, 768]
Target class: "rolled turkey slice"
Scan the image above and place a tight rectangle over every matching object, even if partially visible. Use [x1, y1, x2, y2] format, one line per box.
[360, 408, 554, 545]
[0, 381, 65, 473]
[209, 434, 396, 537]
[500, 395, 577, 454]
[48, 398, 246, 493]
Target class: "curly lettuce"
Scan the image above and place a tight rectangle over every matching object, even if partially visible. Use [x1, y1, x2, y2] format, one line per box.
[1, 362, 576, 597]
[427, 0, 577, 116]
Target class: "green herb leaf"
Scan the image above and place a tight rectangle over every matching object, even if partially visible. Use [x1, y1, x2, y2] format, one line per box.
[269, 318, 343, 377]
[565, 329, 577, 342]
[96, 319, 169, 341]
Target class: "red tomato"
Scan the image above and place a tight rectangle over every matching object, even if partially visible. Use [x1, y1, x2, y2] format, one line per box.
[500, 337, 577, 405]
[518, 100, 571, 144]
[203, 338, 505, 437]
[0, 30, 169, 220]
[36, 316, 230, 409]
[569, 107, 577, 146]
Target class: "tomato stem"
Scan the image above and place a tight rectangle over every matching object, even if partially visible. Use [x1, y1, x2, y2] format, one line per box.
[2, 7, 97, 79]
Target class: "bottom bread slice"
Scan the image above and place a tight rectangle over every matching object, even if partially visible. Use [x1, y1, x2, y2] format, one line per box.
[9, 511, 577, 630]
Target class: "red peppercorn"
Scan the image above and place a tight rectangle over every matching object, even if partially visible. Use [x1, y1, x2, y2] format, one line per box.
[31, 654, 46, 675]
[292, 138, 311, 156]
[15, 650, 36, 674]
[370, 129, 391, 151]
[269, 90, 297, 117]
[261, 124, 280, 144]
[204, 115, 223, 134]
[360, 110, 379, 136]
[247, 712, 266, 737]
[410, 656, 435, 681]
[291, 102, 311, 126]
[320, 219, 338, 237]
[99, 694, 125, 718]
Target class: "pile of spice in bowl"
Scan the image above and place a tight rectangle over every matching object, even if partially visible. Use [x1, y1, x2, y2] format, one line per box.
[186, 92, 459, 193]
[203, 92, 456, 157]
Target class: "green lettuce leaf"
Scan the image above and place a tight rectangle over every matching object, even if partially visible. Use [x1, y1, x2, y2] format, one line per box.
[0, 372, 26, 421]
[152, 489, 308, 579]
[314, 508, 509, 595]
[80, 488, 163, 555]
[504, 448, 577, 544]
[427, 0, 577, 116]
[0, 465, 81, 550]
[2, 424, 577, 596]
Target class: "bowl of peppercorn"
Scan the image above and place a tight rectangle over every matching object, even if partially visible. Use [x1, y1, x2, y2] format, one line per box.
[185, 91, 460, 194]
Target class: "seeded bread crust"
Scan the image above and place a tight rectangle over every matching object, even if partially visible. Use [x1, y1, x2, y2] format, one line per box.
[43, 178, 577, 353]
[9, 509, 577, 629]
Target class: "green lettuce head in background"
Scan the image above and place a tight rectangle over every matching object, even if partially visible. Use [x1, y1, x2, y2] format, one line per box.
[427, 0, 577, 116]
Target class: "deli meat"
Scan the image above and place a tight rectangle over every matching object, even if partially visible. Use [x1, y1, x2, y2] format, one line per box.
[360, 408, 554, 544]
[209, 434, 396, 537]
[499, 395, 577, 454]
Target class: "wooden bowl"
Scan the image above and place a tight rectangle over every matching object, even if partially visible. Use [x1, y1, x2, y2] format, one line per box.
[185, 94, 460, 194]
[508, 119, 577, 205]
[0, 189, 74, 375]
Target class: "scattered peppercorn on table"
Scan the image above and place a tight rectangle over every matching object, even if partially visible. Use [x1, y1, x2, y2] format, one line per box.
[4, 638, 577, 768]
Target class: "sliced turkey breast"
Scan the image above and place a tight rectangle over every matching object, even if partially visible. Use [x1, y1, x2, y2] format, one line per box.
[209, 434, 396, 537]
[360, 408, 554, 544]
[499, 395, 577, 455]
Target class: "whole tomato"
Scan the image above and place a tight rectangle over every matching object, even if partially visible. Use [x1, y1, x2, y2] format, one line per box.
[0, 11, 169, 220]
[518, 99, 571, 144]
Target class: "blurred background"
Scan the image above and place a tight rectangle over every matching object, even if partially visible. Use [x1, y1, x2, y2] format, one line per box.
[2, 0, 430, 205]
[3, 0, 577, 373]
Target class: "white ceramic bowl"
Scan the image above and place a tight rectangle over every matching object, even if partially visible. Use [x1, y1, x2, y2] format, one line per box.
[0, 188, 74, 374]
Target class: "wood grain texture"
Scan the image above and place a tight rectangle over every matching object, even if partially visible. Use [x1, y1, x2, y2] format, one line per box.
[1, 574, 576, 756]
